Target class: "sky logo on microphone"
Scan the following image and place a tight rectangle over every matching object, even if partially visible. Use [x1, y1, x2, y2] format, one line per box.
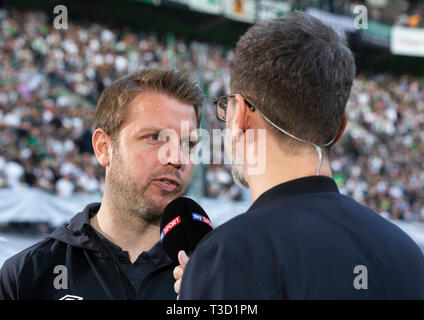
[192, 213, 213, 228]
[191, 213, 203, 222]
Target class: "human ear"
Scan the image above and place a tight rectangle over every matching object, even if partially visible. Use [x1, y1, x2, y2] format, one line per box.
[232, 94, 249, 134]
[92, 128, 112, 167]
[330, 110, 348, 147]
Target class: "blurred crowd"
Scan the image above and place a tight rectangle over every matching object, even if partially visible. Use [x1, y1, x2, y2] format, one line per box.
[295, 0, 424, 27]
[0, 9, 233, 199]
[333, 74, 424, 222]
[0, 9, 423, 222]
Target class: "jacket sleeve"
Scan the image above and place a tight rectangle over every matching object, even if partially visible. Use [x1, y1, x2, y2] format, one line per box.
[0, 258, 18, 300]
[179, 235, 269, 300]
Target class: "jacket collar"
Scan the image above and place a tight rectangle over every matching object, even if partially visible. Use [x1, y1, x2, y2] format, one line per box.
[47, 203, 101, 253]
[67, 202, 100, 234]
[49, 202, 173, 267]
[248, 175, 339, 212]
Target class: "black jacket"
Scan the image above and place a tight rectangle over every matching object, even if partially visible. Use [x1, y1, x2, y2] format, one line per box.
[180, 176, 424, 299]
[0, 203, 177, 300]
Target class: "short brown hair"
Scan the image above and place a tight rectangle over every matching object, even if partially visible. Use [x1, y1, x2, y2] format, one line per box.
[94, 68, 203, 139]
[231, 11, 355, 150]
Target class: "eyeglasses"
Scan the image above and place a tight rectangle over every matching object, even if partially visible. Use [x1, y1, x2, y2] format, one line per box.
[214, 94, 256, 122]
[213, 93, 338, 176]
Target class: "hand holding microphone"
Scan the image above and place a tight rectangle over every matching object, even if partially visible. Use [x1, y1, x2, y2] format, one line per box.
[173, 250, 189, 299]
[159, 197, 213, 299]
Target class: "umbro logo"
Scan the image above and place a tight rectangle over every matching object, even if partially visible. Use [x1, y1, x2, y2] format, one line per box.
[59, 295, 84, 300]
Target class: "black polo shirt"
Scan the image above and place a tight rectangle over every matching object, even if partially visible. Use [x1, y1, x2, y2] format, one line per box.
[180, 176, 424, 299]
[89, 227, 167, 292]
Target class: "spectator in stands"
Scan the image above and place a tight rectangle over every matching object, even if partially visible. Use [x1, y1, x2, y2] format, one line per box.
[0, 8, 423, 221]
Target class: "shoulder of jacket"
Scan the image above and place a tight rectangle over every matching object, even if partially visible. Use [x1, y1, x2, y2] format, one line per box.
[1, 237, 61, 274]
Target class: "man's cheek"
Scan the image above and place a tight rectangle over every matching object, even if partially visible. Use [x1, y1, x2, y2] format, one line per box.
[184, 166, 195, 184]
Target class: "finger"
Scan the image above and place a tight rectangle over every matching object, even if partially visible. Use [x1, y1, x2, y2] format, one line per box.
[176, 294, 180, 300]
[178, 250, 189, 267]
[173, 265, 183, 280]
[174, 279, 181, 295]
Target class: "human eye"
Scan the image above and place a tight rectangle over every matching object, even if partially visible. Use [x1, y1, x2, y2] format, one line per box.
[146, 133, 166, 143]
[148, 134, 160, 141]
[219, 98, 228, 109]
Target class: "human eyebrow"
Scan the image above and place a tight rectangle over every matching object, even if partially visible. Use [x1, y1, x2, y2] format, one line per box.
[136, 126, 164, 136]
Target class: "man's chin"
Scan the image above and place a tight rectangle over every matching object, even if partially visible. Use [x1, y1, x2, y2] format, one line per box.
[231, 165, 249, 189]
[149, 189, 186, 212]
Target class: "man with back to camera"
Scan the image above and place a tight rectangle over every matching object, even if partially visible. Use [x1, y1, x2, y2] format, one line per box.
[174, 11, 424, 299]
[0, 68, 203, 299]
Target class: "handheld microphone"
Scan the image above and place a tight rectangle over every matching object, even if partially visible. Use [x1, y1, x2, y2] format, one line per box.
[160, 197, 213, 264]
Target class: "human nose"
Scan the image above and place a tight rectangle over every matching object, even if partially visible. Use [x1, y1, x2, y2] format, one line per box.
[165, 137, 191, 168]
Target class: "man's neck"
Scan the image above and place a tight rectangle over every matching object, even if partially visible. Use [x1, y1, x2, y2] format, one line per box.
[246, 144, 333, 203]
[90, 199, 160, 264]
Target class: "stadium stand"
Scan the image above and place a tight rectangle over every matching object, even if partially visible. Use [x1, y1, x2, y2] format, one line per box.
[0, 6, 423, 225]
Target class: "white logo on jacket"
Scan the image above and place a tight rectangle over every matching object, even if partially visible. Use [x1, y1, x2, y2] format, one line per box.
[59, 295, 84, 300]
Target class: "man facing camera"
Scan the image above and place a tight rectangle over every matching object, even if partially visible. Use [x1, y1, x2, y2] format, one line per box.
[175, 12, 424, 299]
[0, 68, 203, 299]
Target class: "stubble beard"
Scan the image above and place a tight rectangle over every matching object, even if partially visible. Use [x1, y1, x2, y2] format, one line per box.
[107, 147, 186, 224]
[224, 124, 249, 189]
